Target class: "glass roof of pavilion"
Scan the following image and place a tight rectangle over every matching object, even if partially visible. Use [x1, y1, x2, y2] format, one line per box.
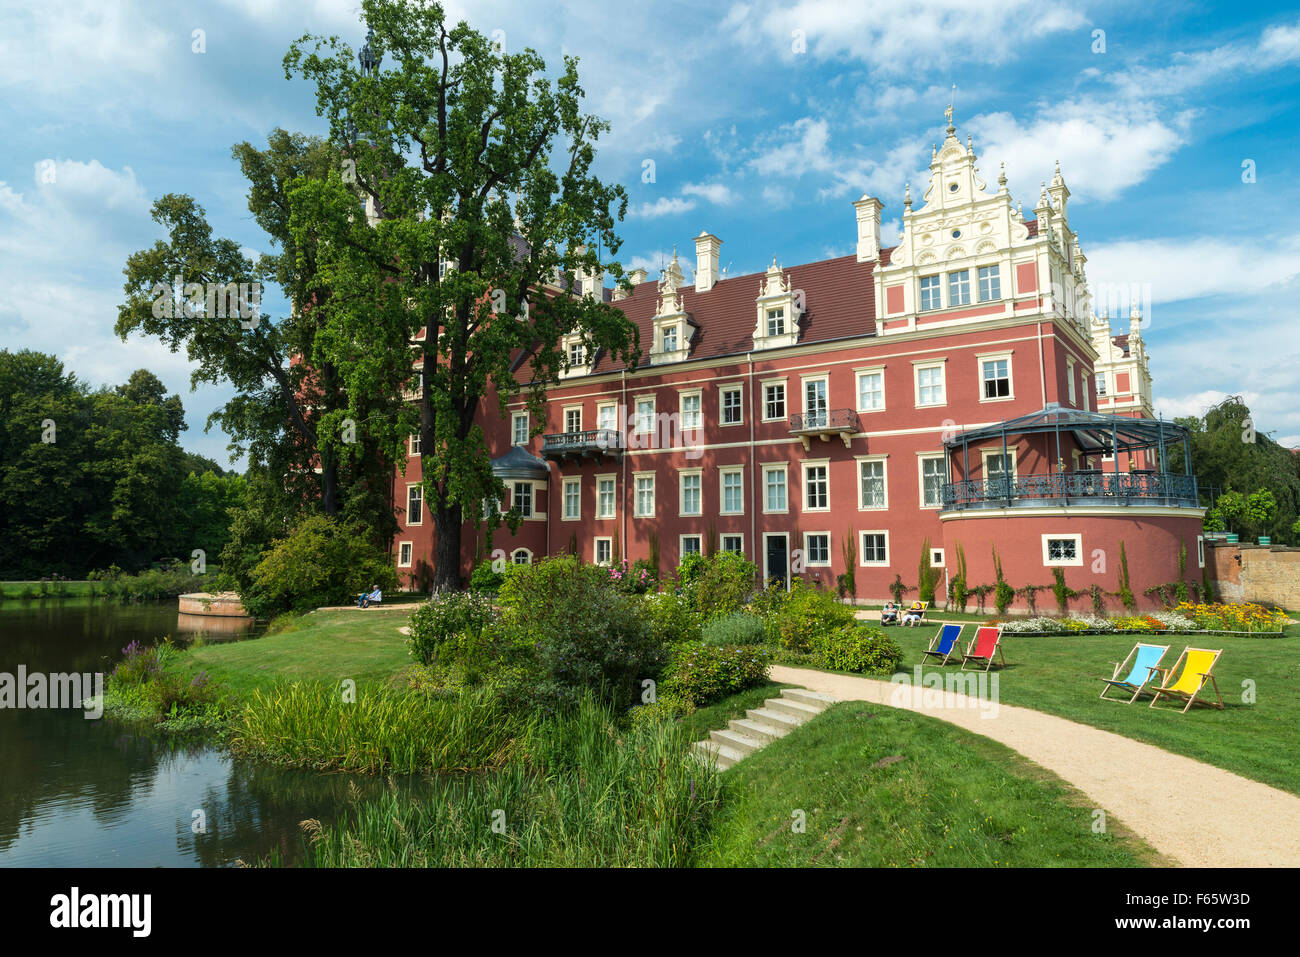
[943, 405, 1189, 455]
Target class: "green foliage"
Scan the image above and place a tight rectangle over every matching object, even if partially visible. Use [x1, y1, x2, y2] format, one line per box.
[1115, 540, 1136, 612]
[839, 536, 857, 599]
[1051, 567, 1080, 616]
[243, 515, 398, 617]
[406, 591, 498, 666]
[949, 543, 969, 612]
[917, 539, 940, 605]
[771, 580, 857, 653]
[683, 551, 759, 621]
[1015, 583, 1046, 616]
[700, 611, 766, 647]
[810, 624, 903, 675]
[1090, 583, 1106, 616]
[992, 547, 1014, 615]
[888, 574, 913, 605]
[1202, 566, 1216, 604]
[659, 642, 771, 709]
[641, 590, 702, 646]
[469, 561, 504, 594]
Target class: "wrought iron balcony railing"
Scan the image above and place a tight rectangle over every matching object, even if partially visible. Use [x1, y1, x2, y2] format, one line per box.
[542, 428, 624, 460]
[940, 470, 1200, 511]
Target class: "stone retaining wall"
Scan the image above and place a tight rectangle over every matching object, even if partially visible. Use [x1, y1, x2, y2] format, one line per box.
[1205, 541, 1300, 610]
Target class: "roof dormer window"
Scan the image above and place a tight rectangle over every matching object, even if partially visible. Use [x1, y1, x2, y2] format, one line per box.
[753, 260, 800, 351]
[766, 308, 785, 337]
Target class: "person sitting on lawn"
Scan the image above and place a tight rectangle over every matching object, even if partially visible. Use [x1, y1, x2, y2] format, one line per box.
[880, 601, 899, 626]
[358, 585, 382, 608]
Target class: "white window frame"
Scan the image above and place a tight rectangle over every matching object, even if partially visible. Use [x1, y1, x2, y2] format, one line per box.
[948, 268, 971, 307]
[719, 466, 745, 516]
[719, 384, 744, 426]
[914, 360, 947, 408]
[594, 537, 613, 566]
[803, 532, 831, 567]
[512, 481, 534, 518]
[679, 389, 702, 432]
[803, 459, 830, 512]
[766, 306, 786, 337]
[597, 401, 618, 433]
[855, 367, 885, 413]
[596, 474, 616, 520]
[1197, 535, 1205, 569]
[930, 547, 945, 568]
[859, 530, 890, 566]
[634, 395, 656, 435]
[982, 448, 1018, 482]
[1095, 371, 1108, 397]
[679, 534, 703, 559]
[762, 463, 788, 514]
[857, 455, 888, 510]
[918, 453, 948, 510]
[977, 264, 1001, 302]
[978, 352, 1014, 403]
[919, 273, 942, 311]
[406, 483, 424, 526]
[634, 471, 655, 518]
[1066, 357, 1077, 405]
[679, 468, 703, 518]
[398, 541, 413, 568]
[511, 411, 529, 446]
[801, 373, 829, 416]
[409, 433, 422, 457]
[561, 476, 581, 521]
[761, 380, 787, 422]
[563, 405, 583, 434]
[511, 548, 533, 566]
[1042, 534, 1083, 567]
[721, 533, 744, 555]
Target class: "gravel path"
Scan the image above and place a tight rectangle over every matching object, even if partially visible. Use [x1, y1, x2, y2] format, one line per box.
[770, 664, 1300, 867]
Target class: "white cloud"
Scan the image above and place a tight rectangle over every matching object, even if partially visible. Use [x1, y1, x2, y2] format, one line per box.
[680, 181, 738, 205]
[630, 196, 697, 218]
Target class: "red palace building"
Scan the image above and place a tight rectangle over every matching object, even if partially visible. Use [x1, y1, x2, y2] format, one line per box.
[391, 114, 1205, 611]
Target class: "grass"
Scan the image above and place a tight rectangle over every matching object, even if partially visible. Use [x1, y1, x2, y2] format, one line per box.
[0, 580, 98, 599]
[867, 622, 1300, 795]
[176, 608, 413, 700]
[675, 679, 793, 742]
[700, 703, 1162, 867]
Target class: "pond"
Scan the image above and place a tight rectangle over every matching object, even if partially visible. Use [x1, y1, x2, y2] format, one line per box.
[0, 600, 405, 867]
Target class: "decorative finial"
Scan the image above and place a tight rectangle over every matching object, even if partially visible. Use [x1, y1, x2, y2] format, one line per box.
[904, 182, 912, 209]
[945, 84, 956, 134]
[998, 162, 1007, 188]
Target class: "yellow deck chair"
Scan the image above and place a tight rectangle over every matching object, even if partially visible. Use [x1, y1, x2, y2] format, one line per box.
[1148, 647, 1224, 713]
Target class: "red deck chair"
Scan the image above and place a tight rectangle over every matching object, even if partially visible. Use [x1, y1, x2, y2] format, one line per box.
[961, 625, 1006, 672]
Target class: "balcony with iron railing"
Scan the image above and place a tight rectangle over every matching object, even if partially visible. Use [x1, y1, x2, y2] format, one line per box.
[542, 428, 624, 462]
[788, 409, 859, 449]
[940, 470, 1201, 511]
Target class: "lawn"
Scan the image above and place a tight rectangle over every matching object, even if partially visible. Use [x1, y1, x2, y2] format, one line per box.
[880, 621, 1300, 795]
[179, 607, 412, 699]
[700, 702, 1161, 867]
[0, 580, 98, 599]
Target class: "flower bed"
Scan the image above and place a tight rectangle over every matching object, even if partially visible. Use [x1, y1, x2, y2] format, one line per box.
[989, 603, 1287, 638]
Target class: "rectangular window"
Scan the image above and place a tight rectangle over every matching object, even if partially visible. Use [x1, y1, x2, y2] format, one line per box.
[721, 468, 744, 515]
[948, 269, 971, 306]
[635, 397, 655, 434]
[978, 265, 1001, 302]
[804, 463, 829, 511]
[721, 534, 744, 555]
[857, 370, 884, 411]
[721, 386, 743, 425]
[804, 377, 828, 428]
[981, 358, 1011, 399]
[764, 466, 787, 513]
[763, 383, 786, 421]
[1042, 534, 1083, 567]
[680, 535, 702, 558]
[635, 474, 655, 517]
[406, 485, 423, 525]
[916, 364, 945, 406]
[564, 407, 582, 433]
[662, 324, 678, 353]
[563, 477, 581, 520]
[681, 392, 702, 430]
[513, 482, 532, 518]
[805, 533, 830, 566]
[511, 411, 529, 446]
[859, 459, 886, 509]
[568, 340, 586, 366]
[597, 402, 618, 432]
[1197, 536, 1205, 568]
[920, 456, 947, 508]
[482, 495, 497, 520]
[766, 307, 785, 337]
[398, 542, 413, 567]
[680, 471, 702, 516]
[1067, 360, 1077, 404]
[1095, 372, 1108, 397]
[594, 537, 613, 566]
[597, 477, 615, 519]
[860, 532, 888, 565]
[919, 274, 942, 311]
[409, 432, 422, 456]
[986, 452, 1015, 482]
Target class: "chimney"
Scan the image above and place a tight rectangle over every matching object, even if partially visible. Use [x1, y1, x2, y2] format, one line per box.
[852, 196, 883, 262]
[572, 244, 603, 299]
[629, 268, 648, 286]
[694, 231, 722, 293]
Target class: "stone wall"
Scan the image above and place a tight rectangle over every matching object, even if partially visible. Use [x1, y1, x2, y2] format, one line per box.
[1205, 542, 1300, 610]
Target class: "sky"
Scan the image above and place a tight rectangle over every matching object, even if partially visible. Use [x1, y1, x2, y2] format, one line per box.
[1, 0, 1298, 469]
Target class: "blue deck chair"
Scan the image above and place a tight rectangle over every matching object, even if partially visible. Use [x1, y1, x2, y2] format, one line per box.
[921, 623, 963, 666]
[1099, 642, 1169, 703]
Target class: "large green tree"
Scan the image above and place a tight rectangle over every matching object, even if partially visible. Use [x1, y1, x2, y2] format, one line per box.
[284, 0, 640, 588]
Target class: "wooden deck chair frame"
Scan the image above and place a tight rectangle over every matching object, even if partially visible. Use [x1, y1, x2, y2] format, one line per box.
[961, 625, 1006, 672]
[921, 623, 964, 666]
[902, 600, 930, 627]
[1148, 647, 1225, 713]
[1099, 642, 1169, 704]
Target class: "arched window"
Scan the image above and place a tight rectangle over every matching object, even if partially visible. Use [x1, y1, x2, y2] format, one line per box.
[512, 548, 532, 565]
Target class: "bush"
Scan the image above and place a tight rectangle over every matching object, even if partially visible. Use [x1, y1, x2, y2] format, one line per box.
[642, 590, 701, 646]
[701, 611, 766, 647]
[659, 641, 771, 708]
[498, 556, 666, 710]
[811, 624, 903, 675]
[689, 552, 759, 620]
[469, 561, 504, 593]
[606, 558, 656, 594]
[242, 515, 397, 617]
[406, 591, 498, 666]
[771, 580, 857, 653]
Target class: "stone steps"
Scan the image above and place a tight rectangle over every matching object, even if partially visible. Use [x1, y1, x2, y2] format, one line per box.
[689, 687, 839, 770]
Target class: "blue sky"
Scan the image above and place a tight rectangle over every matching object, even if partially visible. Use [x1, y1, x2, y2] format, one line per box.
[1, 0, 1298, 468]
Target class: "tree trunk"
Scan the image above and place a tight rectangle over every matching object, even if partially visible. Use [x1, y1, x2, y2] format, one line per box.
[433, 501, 463, 591]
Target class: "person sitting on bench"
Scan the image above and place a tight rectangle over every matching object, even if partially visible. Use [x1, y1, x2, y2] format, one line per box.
[880, 601, 899, 626]
[358, 585, 382, 608]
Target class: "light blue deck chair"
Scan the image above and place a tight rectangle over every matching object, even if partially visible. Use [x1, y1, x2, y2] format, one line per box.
[921, 623, 963, 666]
[1099, 642, 1169, 703]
